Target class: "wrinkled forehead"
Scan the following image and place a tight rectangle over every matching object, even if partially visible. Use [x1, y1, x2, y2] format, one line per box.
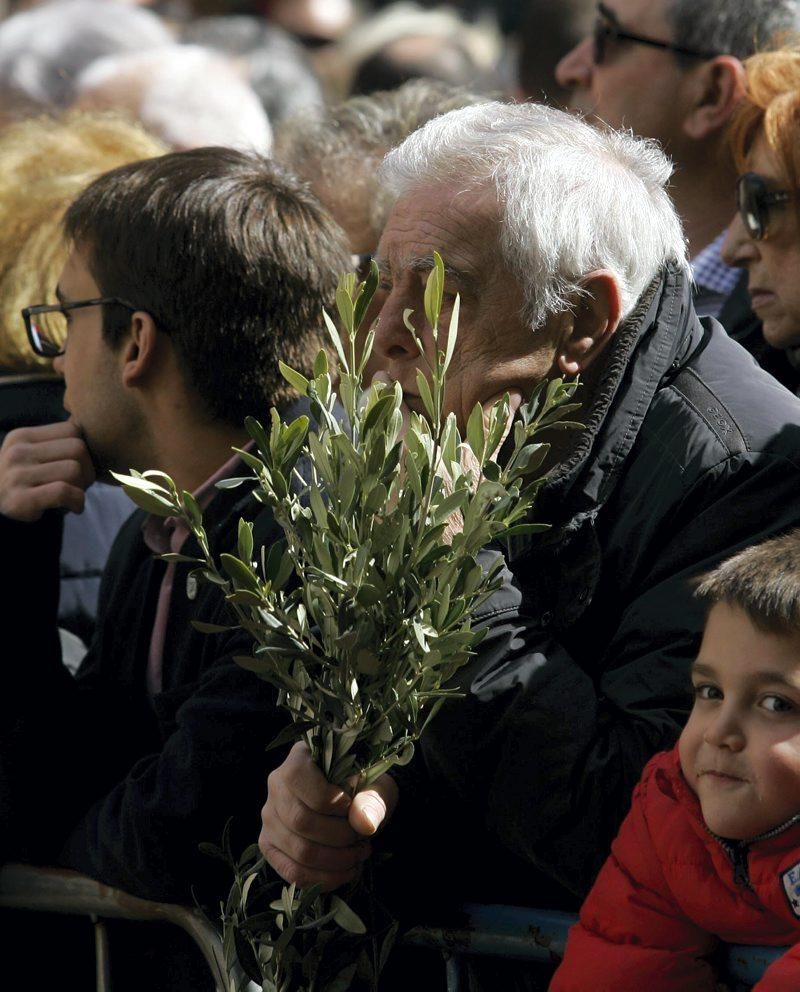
[375, 181, 504, 278]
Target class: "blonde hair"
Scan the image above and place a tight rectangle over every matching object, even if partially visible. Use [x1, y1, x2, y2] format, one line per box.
[0, 111, 166, 372]
[729, 40, 800, 190]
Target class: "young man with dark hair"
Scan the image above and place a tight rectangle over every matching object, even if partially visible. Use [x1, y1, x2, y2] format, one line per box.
[0, 147, 349, 917]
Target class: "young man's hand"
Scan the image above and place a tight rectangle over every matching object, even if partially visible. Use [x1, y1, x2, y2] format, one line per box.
[259, 741, 399, 891]
[0, 421, 96, 521]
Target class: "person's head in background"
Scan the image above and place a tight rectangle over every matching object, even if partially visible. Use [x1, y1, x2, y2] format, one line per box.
[317, 2, 504, 103]
[0, 0, 173, 122]
[722, 43, 800, 354]
[274, 77, 491, 257]
[0, 111, 167, 375]
[55, 148, 349, 479]
[515, 0, 596, 107]
[72, 45, 272, 153]
[555, 0, 800, 257]
[680, 530, 800, 840]
[180, 15, 325, 128]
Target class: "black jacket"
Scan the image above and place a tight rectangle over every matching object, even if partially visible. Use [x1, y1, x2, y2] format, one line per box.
[404, 265, 800, 910]
[718, 271, 800, 394]
[0, 374, 132, 643]
[0, 446, 289, 904]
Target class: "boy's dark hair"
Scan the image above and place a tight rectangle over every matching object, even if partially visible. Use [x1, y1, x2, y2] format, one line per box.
[63, 146, 349, 426]
[694, 530, 800, 634]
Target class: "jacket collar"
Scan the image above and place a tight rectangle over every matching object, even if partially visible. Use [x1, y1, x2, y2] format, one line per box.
[513, 263, 701, 555]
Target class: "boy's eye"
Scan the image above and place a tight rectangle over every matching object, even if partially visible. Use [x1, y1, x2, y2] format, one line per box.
[761, 694, 795, 714]
[694, 683, 722, 701]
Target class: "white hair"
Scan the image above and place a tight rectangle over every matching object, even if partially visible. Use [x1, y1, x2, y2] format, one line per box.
[379, 101, 688, 326]
[0, 0, 173, 111]
[75, 46, 273, 154]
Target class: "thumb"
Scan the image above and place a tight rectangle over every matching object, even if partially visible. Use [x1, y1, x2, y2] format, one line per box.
[348, 774, 399, 837]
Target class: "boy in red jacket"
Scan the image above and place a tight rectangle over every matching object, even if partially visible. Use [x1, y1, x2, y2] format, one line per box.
[551, 531, 800, 992]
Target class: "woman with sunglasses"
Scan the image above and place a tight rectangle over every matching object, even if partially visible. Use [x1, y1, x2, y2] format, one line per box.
[722, 43, 800, 390]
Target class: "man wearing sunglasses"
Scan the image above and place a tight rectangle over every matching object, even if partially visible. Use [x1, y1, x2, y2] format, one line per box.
[0, 148, 348, 987]
[556, 0, 800, 381]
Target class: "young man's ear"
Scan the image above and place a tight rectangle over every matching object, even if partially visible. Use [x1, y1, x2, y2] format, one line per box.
[120, 311, 161, 388]
[557, 270, 621, 377]
[682, 55, 745, 141]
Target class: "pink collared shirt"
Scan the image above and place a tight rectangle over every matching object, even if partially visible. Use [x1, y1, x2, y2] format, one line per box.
[142, 449, 247, 696]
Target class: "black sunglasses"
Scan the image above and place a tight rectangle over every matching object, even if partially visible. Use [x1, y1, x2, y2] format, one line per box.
[22, 296, 138, 358]
[593, 2, 718, 65]
[736, 172, 792, 241]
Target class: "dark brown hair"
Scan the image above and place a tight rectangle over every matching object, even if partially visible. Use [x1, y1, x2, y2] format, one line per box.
[64, 146, 349, 425]
[695, 530, 800, 635]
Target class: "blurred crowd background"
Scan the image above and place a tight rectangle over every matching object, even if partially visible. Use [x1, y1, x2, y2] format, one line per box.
[0, 0, 593, 144]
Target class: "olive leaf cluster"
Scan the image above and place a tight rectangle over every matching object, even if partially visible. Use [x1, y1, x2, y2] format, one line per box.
[114, 253, 580, 991]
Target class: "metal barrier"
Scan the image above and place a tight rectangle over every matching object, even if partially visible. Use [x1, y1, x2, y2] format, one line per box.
[405, 903, 789, 992]
[0, 863, 228, 992]
[1, 867, 788, 991]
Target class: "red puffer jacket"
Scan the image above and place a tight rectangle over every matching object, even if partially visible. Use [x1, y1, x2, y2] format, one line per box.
[550, 746, 800, 991]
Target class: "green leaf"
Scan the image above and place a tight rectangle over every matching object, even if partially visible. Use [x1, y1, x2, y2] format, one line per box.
[220, 553, 259, 591]
[278, 361, 309, 396]
[313, 350, 329, 378]
[265, 719, 319, 753]
[192, 620, 233, 634]
[443, 292, 460, 372]
[237, 519, 254, 562]
[353, 257, 379, 331]
[336, 283, 355, 332]
[323, 309, 348, 370]
[120, 486, 177, 517]
[330, 895, 366, 935]
[465, 401, 486, 464]
[423, 250, 444, 332]
[415, 370, 435, 421]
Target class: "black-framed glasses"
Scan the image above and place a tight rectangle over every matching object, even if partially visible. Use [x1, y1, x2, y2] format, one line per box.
[22, 296, 138, 358]
[593, 2, 718, 65]
[736, 172, 792, 241]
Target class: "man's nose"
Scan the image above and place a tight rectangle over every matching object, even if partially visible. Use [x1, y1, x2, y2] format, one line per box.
[702, 707, 746, 752]
[555, 36, 594, 90]
[369, 296, 420, 367]
[721, 212, 758, 269]
[52, 353, 65, 378]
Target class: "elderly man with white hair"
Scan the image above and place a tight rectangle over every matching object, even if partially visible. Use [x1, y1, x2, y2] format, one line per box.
[258, 102, 800, 918]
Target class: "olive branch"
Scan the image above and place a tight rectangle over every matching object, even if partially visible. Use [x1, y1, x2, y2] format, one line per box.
[114, 253, 580, 992]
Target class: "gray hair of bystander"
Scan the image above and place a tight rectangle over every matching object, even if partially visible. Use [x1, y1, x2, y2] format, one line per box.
[666, 0, 800, 62]
[0, 0, 172, 114]
[74, 45, 273, 154]
[379, 101, 687, 327]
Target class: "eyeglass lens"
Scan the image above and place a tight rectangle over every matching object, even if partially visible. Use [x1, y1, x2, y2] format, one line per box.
[29, 309, 67, 357]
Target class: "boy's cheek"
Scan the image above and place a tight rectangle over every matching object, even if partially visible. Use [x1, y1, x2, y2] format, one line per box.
[677, 718, 701, 790]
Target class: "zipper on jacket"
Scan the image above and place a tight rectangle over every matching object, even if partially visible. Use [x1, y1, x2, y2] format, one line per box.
[709, 812, 800, 891]
[727, 841, 752, 890]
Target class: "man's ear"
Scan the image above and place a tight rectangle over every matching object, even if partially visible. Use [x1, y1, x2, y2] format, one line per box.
[119, 311, 160, 388]
[682, 56, 745, 141]
[557, 270, 621, 377]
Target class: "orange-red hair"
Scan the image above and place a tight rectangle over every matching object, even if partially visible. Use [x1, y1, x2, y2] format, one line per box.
[729, 40, 800, 192]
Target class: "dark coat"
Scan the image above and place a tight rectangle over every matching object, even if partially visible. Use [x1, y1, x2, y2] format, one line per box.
[0, 446, 288, 904]
[401, 265, 800, 912]
[0, 374, 133, 643]
[718, 271, 800, 394]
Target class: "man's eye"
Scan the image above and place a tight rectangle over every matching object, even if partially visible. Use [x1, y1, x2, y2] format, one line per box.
[761, 694, 795, 714]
